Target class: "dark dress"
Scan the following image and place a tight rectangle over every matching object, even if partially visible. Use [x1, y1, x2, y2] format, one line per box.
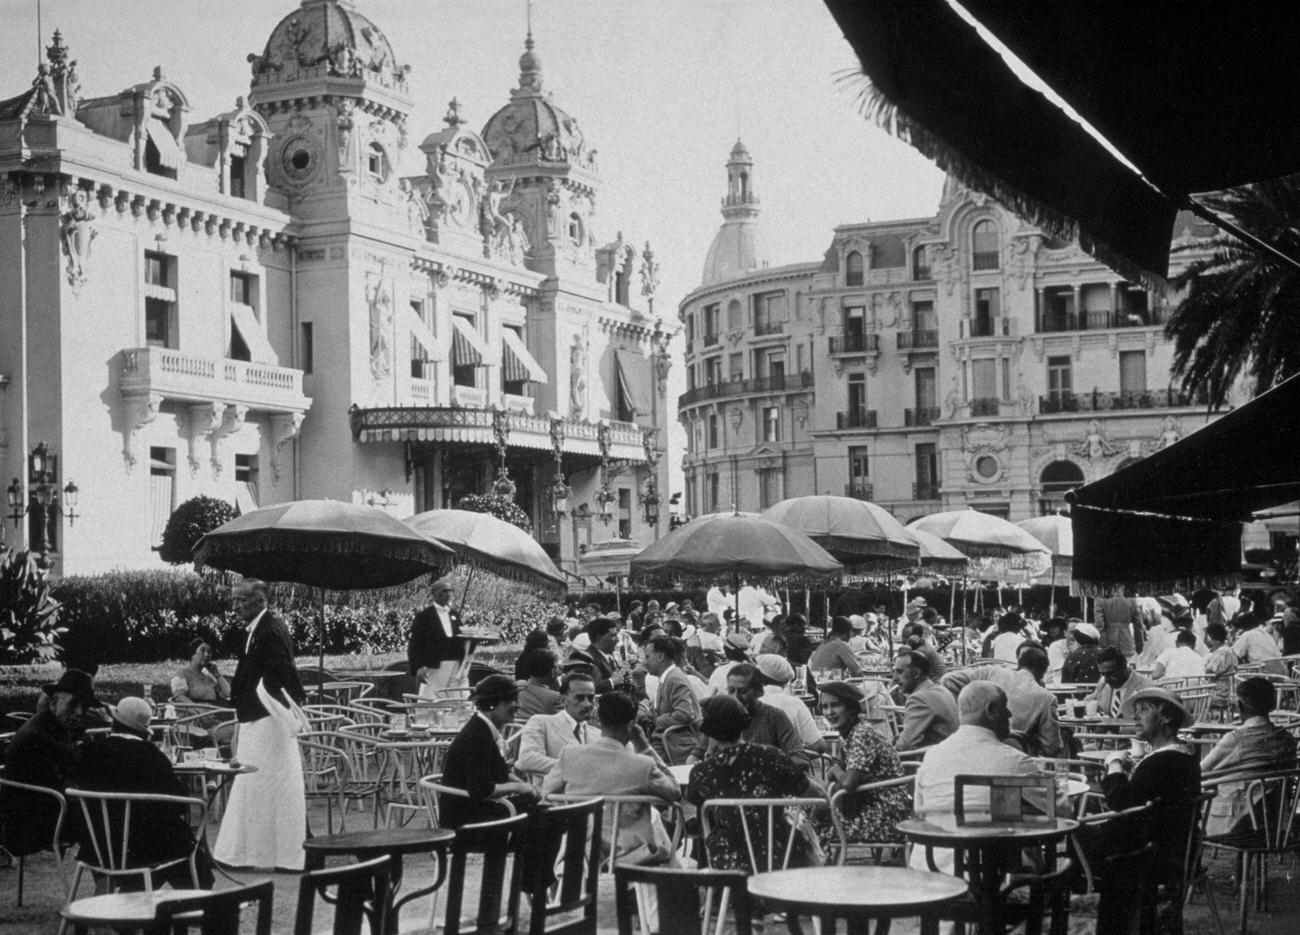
[1061, 644, 1102, 683]
[0, 710, 79, 854]
[686, 742, 812, 872]
[440, 715, 527, 828]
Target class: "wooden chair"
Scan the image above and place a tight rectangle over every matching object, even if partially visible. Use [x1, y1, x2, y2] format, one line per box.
[441, 813, 530, 935]
[155, 879, 275, 935]
[699, 796, 827, 874]
[293, 854, 392, 935]
[419, 773, 516, 829]
[613, 865, 754, 935]
[64, 789, 207, 900]
[526, 798, 603, 935]
[0, 776, 70, 906]
[1142, 791, 1220, 935]
[827, 776, 913, 866]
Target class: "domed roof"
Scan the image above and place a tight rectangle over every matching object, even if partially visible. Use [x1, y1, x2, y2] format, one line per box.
[481, 36, 595, 170]
[702, 220, 771, 286]
[251, 0, 408, 94]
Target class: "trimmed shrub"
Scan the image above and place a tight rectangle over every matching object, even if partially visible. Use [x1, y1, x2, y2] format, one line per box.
[0, 548, 65, 664]
[159, 495, 238, 564]
[458, 493, 532, 533]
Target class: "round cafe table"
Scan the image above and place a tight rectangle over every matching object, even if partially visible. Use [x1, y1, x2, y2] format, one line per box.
[60, 888, 210, 934]
[748, 866, 968, 935]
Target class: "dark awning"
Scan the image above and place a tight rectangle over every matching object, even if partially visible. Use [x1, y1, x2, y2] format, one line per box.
[822, 0, 1300, 288]
[1067, 374, 1300, 595]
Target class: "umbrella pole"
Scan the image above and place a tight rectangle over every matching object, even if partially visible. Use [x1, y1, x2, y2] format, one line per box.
[457, 565, 477, 619]
[615, 576, 622, 619]
[733, 571, 740, 635]
[1050, 565, 1057, 617]
[317, 588, 326, 704]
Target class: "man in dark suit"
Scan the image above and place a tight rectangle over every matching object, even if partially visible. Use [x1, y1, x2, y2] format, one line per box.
[439, 674, 540, 828]
[213, 579, 308, 871]
[76, 696, 214, 888]
[567, 616, 627, 692]
[408, 578, 466, 698]
[641, 635, 701, 764]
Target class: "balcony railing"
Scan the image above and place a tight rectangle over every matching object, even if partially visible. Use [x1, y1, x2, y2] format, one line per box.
[904, 406, 941, 427]
[678, 370, 814, 408]
[845, 482, 875, 501]
[970, 397, 1001, 416]
[1038, 387, 1210, 414]
[1037, 306, 1171, 334]
[836, 409, 878, 430]
[896, 330, 939, 350]
[913, 482, 941, 501]
[701, 331, 721, 347]
[119, 346, 308, 411]
[963, 317, 1014, 338]
[753, 319, 784, 337]
[829, 333, 880, 354]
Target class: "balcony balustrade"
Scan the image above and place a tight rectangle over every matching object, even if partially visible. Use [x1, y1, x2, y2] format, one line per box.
[897, 330, 939, 350]
[836, 409, 878, 430]
[829, 333, 880, 355]
[119, 346, 308, 412]
[1037, 305, 1171, 334]
[969, 397, 1001, 417]
[913, 482, 941, 501]
[962, 317, 1015, 338]
[753, 319, 785, 337]
[904, 406, 941, 427]
[701, 331, 721, 347]
[678, 370, 814, 408]
[1038, 387, 1209, 414]
[845, 481, 875, 501]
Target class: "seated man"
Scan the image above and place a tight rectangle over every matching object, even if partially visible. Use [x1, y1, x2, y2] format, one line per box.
[704, 632, 750, 696]
[808, 616, 863, 676]
[1151, 629, 1207, 681]
[686, 662, 807, 770]
[940, 645, 1062, 756]
[515, 649, 564, 718]
[1, 670, 103, 857]
[516, 672, 596, 780]
[76, 697, 214, 888]
[755, 654, 829, 755]
[900, 622, 947, 680]
[1087, 646, 1154, 718]
[893, 649, 959, 752]
[1202, 676, 1297, 835]
[543, 691, 681, 864]
[439, 674, 540, 828]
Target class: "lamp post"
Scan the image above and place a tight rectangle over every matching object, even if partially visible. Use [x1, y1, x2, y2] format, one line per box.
[490, 408, 516, 499]
[548, 418, 570, 518]
[639, 427, 661, 530]
[6, 441, 80, 565]
[595, 421, 615, 526]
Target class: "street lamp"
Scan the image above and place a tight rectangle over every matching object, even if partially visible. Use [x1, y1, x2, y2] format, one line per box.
[595, 421, 615, 526]
[548, 418, 570, 517]
[6, 442, 81, 564]
[490, 408, 516, 499]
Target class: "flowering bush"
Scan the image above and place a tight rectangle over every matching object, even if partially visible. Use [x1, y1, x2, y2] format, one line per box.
[458, 493, 532, 533]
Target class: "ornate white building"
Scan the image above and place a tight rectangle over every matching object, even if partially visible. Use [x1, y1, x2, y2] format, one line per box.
[0, 0, 669, 575]
[679, 150, 1223, 523]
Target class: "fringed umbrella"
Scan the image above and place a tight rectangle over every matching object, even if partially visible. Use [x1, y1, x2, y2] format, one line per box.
[194, 500, 454, 692]
[909, 527, 969, 575]
[1016, 514, 1074, 615]
[760, 496, 920, 570]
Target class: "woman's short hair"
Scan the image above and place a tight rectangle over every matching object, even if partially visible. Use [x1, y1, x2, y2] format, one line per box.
[1237, 675, 1277, 714]
[188, 638, 207, 657]
[700, 694, 750, 743]
[521, 648, 557, 680]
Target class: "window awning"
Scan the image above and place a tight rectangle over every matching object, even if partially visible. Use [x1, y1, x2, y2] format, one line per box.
[614, 349, 654, 417]
[145, 119, 185, 170]
[501, 329, 547, 384]
[406, 305, 441, 361]
[229, 304, 278, 363]
[1068, 373, 1300, 595]
[451, 316, 490, 367]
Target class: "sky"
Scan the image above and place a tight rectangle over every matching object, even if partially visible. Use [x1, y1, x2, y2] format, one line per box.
[0, 0, 947, 497]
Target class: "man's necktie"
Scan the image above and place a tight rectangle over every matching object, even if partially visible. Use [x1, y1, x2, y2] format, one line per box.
[1111, 689, 1123, 718]
[573, 723, 584, 744]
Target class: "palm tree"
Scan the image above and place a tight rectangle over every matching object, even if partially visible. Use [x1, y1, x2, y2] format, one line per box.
[1165, 175, 1300, 407]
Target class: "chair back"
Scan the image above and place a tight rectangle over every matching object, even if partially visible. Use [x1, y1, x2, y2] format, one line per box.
[828, 776, 914, 865]
[546, 793, 684, 874]
[527, 798, 603, 935]
[953, 773, 1056, 824]
[156, 879, 274, 935]
[293, 854, 392, 935]
[298, 737, 352, 835]
[65, 788, 206, 896]
[442, 812, 531, 935]
[321, 681, 374, 705]
[699, 796, 827, 873]
[1176, 688, 1212, 722]
[0, 775, 67, 858]
[1226, 766, 1300, 851]
[612, 865, 753, 935]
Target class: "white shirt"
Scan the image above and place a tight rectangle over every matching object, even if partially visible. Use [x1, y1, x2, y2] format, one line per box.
[1155, 645, 1207, 679]
[243, 609, 267, 653]
[762, 685, 823, 746]
[560, 709, 588, 745]
[990, 631, 1024, 662]
[430, 603, 452, 638]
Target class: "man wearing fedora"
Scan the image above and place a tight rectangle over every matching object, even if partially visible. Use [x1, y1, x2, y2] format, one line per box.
[1, 669, 102, 856]
[408, 577, 467, 698]
[77, 696, 215, 888]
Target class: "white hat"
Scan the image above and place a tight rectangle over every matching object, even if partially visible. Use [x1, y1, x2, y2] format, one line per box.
[110, 696, 154, 733]
[1072, 622, 1101, 641]
[571, 632, 592, 652]
[848, 615, 867, 631]
[755, 654, 796, 685]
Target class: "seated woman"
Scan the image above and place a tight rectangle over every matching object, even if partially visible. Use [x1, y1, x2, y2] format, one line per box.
[170, 639, 230, 705]
[813, 681, 911, 852]
[1202, 676, 1297, 836]
[686, 694, 822, 872]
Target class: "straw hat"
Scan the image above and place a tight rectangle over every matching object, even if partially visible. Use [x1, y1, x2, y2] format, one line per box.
[1120, 687, 1190, 728]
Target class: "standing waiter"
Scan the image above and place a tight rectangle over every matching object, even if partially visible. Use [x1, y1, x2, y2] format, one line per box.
[409, 578, 466, 697]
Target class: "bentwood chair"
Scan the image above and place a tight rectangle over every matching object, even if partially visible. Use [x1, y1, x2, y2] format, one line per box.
[0, 776, 71, 907]
[613, 865, 754, 935]
[155, 880, 275, 935]
[526, 798, 603, 935]
[546, 793, 686, 874]
[441, 814, 530, 935]
[699, 797, 827, 875]
[827, 777, 913, 866]
[293, 854, 393, 935]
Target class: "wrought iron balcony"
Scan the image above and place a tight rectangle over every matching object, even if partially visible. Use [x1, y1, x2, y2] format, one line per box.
[913, 482, 941, 501]
[678, 371, 813, 408]
[962, 317, 1014, 338]
[1037, 306, 1172, 334]
[836, 409, 878, 430]
[904, 407, 941, 427]
[896, 330, 939, 350]
[970, 398, 1001, 417]
[701, 331, 721, 347]
[753, 319, 784, 337]
[1038, 387, 1210, 414]
[845, 482, 875, 501]
[829, 333, 880, 355]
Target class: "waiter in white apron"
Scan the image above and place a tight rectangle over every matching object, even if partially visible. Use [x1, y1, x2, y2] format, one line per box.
[408, 578, 468, 698]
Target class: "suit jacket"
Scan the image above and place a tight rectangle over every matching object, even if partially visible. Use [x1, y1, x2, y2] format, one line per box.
[1088, 670, 1155, 716]
[516, 711, 592, 777]
[941, 665, 1063, 756]
[651, 666, 700, 764]
[230, 611, 306, 724]
[407, 604, 465, 673]
[896, 677, 959, 752]
[567, 646, 618, 692]
[1096, 597, 1143, 656]
[0, 710, 79, 854]
[440, 714, 514, 829]
[542, 736, 680, 859]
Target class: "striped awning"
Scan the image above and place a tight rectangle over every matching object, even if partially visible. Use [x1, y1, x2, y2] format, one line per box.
[145, 120, 185, 170]
[501, 329, 547, 384]
[451, 316, 490, 367]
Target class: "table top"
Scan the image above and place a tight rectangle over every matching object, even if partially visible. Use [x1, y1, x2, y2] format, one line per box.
[898, 814, 1078, 844]
[1049, 684, 1097, 695]
[1060, 716, 1132, 729]
[1186, 720, 1237, 733]
[302, 826, 455, 856]
[381, 730, 458, 743]
[61, 889, 210, 926]
[749, 867, 968, 914]
[330, 670, 404, 680]
[173, 760, 257, 777]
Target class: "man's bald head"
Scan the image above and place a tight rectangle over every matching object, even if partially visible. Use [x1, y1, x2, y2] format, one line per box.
[957, 681, 1012, 738]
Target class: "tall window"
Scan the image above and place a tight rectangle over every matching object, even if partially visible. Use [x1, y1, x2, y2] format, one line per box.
[1119, 350, 1147, 396]
[452, 313, 478, 387]
[760, 350, 785, 381]
[708, 473, 720, 512]
[762, 406, 781, 442]
[912, 245, 931, 280]
[300, 322, 314, 374]
[228, 271, 258, 362]
[705, 357, 723, 385]
[911, 299, 936, 334]
[845, 250, 864, 286]
[235, 453, 260, 513]
[615, 264, 631, 307]
[915, 367, 937, 411]
[753, 292, 786, 334]
[708, 414, 720, 449]
[973, 287, 1000, 335]
[1047, 355, 1072, 399]
[411, 301, 431, 379]
[148, 447, 176, 548]
[729, 353, 744, 379]
[503, 325, 527, 397]
[847, 373, 867, 415]
[703, 304, 721, 343]
[758, 469, 782, 509]
[915, 443, 939, 499]
[144, 251, 177, 349]
[618, 488, 632, 538]
[971, 359, 998, 401]
[848, 445, 870, 498]
[229, 151, 248, 199]
[726, 298, 743, 331]
[971, 220, 999, 270]
[843, 305, 866, 339]
[685, 313, 695, 344]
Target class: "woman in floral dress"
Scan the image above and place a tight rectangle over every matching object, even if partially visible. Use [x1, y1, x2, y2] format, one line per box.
[815, 680, 911, 851]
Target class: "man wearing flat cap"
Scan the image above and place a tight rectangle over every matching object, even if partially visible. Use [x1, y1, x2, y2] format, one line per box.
[409, 577, 467, 698]
[440, 674, 541, 828]
[1, 669, 102, 855]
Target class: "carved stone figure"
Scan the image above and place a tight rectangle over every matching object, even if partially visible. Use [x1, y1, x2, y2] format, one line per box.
[367, 277, 393, 384]
[1016, 375, 1034, 415]
[729, 407, 743, 431]
[336, 98, 354, 165]
[1076, 419, 1118, 460]
[61, 188, 97, 291]
[640, 242, 660, 297]
[569, 335, 587, 418]
[1156, 416, 1181, 450]
[944, 376, 961, 418]
[31, 64, 61, 115]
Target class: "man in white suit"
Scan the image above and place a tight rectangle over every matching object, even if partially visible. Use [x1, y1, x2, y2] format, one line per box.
[515, 672, 596, 781]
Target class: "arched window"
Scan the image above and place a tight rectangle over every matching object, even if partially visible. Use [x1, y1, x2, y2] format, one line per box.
[971, 220, 999, 270]
[1038, 460, 1084, 514]
[845, 250, 864, 286]
[912, 245, 931, 280]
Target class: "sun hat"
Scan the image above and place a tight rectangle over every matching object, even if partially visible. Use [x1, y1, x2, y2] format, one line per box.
[848, 615, 867, 631]
[110, 696, 154, 733]
[816, 680, 864, 704]
[755, 654, 795, 685]
[42, 669, 105, 708]
[1120, 687, 1191, 728]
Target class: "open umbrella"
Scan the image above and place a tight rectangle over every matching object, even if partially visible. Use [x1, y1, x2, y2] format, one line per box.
[404, 509, 566, 599]
[907, 509, 1052, 564]
[194, 500, 454, 689]
[760, 496, 920, 569]
[1016, 514, 1074, 616]
[908, 527, 968, 575]
[630, 513, 842, 629]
